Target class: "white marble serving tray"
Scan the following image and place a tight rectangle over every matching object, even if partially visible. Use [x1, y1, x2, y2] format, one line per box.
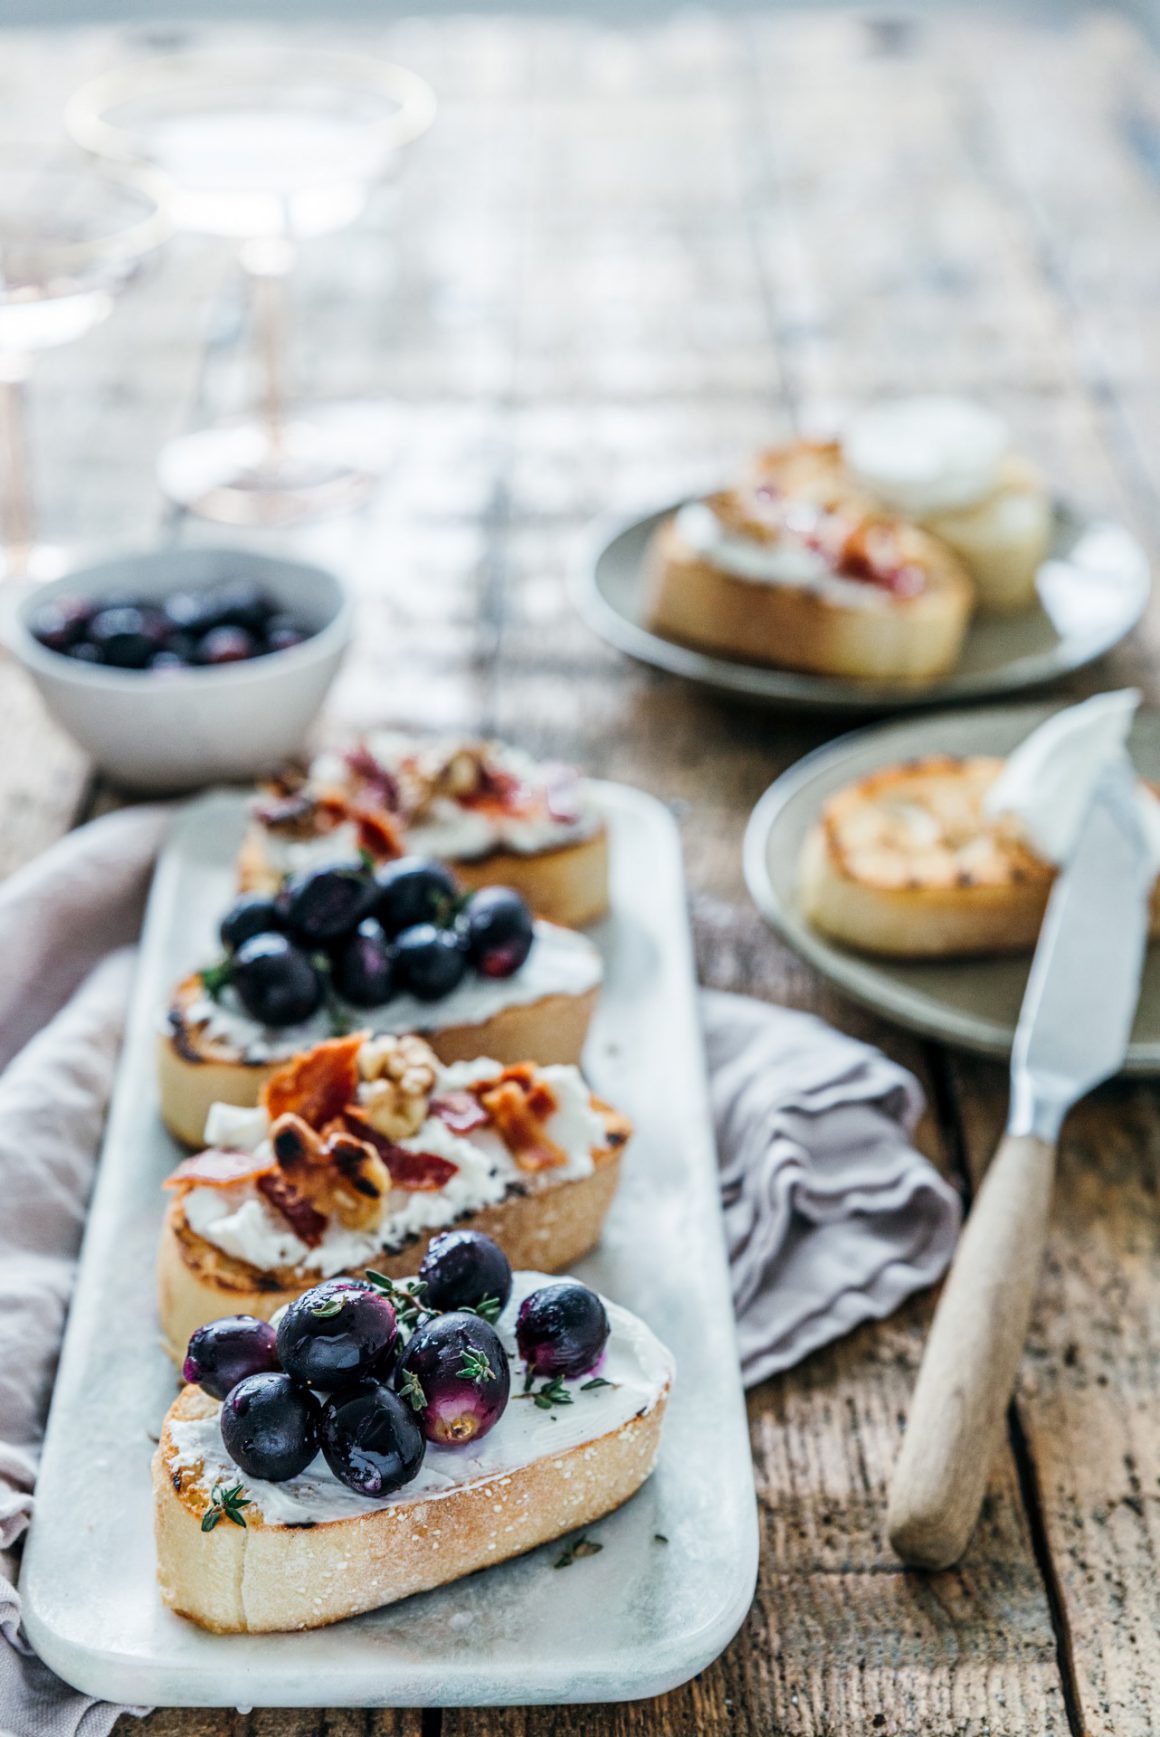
[20, 782, 758, 1708]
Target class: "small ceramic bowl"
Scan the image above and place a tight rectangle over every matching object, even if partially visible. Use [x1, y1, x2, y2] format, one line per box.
[1, 545, 353, 792]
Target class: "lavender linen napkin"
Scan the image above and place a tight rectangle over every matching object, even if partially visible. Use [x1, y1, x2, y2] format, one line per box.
[703, 989, 961, 1387]
[0, 810, 958, 1736]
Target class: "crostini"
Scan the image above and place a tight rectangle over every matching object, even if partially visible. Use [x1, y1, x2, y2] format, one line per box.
[646, 440, 974, 682]
[155, 1263, 672, 1632]
[158, 1032, 629, 1354]
[242, 734, 610, 929]
[843, 397, 1052, 614]
[799, 753, 1160, 958]
[158, 857, 603, 1147]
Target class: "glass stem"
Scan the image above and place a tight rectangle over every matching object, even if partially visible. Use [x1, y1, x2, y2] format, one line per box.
[0, 359, 34, 578]
[240, 235, 296, 461]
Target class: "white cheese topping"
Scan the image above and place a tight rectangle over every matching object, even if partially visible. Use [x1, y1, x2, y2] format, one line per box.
[844, 396, 1009, 519]
[183, 1060, 609, 1276]
[166, 1272, 673, 1525]
[984, 689, 1160, 867]
[179, 919, 603, 1066]
[264, 736, 602, 869]
[673, 501, 897, 611]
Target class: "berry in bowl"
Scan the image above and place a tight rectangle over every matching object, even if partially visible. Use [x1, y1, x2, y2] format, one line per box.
[1, 546, 352, 791]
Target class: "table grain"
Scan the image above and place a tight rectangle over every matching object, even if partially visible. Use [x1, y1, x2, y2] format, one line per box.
[4, 7, 1160, 1734]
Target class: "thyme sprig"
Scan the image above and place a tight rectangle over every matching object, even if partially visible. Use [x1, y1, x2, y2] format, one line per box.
[554, 1533, 602, 1569]
[365, 1271, 429, 1330]
[460, 1296, 503, 1325]
[457, 1347, 496, 1383]
[398, 1369, 427, 1412]
[201, 1483, 251, 1532]
[518, 1373, 574, 1411]
[310, 1294, 345, 1320]
[200, 959, 232, 1001]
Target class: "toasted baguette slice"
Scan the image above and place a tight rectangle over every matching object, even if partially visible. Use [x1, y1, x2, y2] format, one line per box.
[800, 754, 1160, 958]
[159, 1116, 626, 1357]
[154, 1279, 673, 1632]
[240, 822, 611, 931]
[923, 455, 1052, 614]
[160, 974, 600, 1148]
[646, 512, 972, 683]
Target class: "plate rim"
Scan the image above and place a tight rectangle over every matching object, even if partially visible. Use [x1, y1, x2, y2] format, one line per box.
[741, 699, 1160, 1073]
[574, 497, 1152, 715]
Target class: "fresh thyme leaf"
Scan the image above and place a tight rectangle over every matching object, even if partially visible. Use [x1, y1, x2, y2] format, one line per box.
[202, 1482, 251, 1533]
[399, 1369, 427, 1412]
[654, 1533, 669, 1545]
[554, 1533, 602, 1569]
[311, 1295, 345, 1319]
[358, 848, 377, 873]
[457, 1348, 495, 1383]
[200, 959, 232, 1001]
[461, 1296, 502, 1325]
[520, 1373, 573, 1410]
[523, 1364, 536, 1393]
[580, 1377, 613, 1391]
[364, 1270, 428, 1330]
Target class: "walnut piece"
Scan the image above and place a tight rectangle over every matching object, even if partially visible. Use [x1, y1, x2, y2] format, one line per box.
[356, 1034, 438, 1141]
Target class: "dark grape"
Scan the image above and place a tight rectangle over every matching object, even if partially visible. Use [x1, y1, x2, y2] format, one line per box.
[276, 1278, 398, 1393]
[197, 626, 255, 665]
[319, 1379, 425, 1496]
[418, 1230, 512, 1315]
[220, 1372, 320, 1482]
[394, 924, 467, 1000]
[280, 862, 378, 945]
[183, 1315, 279, 1400]
[231, 932, 323, 1025]
[374, 857, 458, 937]
[394, 1312, 511, 1445]
[515, 1282, 609, 1379]
[461, 888, 534, 979]
[220, 893, 285, 952]
[332, 917, 396, 1007]
[88, 604, 168, 670]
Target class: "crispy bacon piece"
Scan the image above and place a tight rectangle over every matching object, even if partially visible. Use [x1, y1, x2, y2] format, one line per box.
[477, 1066, 567, 1173]
[163, 1147, 275, 1191]
[344, 1110, 459, 1193]
[256, 1171, 327, 1246]
[429, 1091, 491, 1135]
[262, 1035, 365, 1132]
[345, 743, 402, 812]
[352, 804, 403, 862]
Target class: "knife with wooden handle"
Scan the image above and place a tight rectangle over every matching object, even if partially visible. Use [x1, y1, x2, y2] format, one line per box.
[887, 760, 1154, 1570]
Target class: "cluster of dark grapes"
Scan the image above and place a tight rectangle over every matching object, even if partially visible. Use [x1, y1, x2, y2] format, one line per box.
[183, 1230, 611, 1497]
[214, 856, 536, 1027]
[30, 579, 312, 672]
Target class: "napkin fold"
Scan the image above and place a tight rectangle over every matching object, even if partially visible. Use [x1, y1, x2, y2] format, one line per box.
[0, 808, 958, 1737]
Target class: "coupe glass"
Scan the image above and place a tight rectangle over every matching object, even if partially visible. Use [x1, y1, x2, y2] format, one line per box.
[67, 50, 436, 527]
[0, 147, 168, 579]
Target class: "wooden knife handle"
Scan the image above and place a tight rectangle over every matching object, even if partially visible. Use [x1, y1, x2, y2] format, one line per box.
[887, 1131, 1057, 1570]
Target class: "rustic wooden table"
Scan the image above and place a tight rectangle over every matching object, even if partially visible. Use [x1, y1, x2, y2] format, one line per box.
[5, 6, 1160, 1733]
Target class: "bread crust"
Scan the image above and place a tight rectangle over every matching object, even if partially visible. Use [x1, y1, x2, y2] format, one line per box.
[645, 516, 972, 682]
[158, 977, 600, 1147]
[155, 1376, 669, 1632]
[922, 454, 1052, 615]
[239, 823, 611, 930]
[158, 1141, 625, 1358]
[799, 754, 1160, 958]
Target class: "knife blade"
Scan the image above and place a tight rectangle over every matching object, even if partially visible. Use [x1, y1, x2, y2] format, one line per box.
[1009, 756, 1154, 1141]
[888, 754, 1154, 1569]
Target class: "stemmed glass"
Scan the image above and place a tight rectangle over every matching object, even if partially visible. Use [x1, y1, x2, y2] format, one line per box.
[0, 146, 168, 579]
[67, 50, 436, 527]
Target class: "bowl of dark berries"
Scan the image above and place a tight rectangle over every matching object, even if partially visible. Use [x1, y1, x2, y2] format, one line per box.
[2, 546, 352, 791]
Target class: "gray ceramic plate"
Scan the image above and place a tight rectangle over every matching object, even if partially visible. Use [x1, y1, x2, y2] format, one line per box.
[743, 701, 1160, 1072]
[576, 501, 1150, 714]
